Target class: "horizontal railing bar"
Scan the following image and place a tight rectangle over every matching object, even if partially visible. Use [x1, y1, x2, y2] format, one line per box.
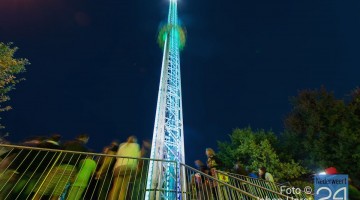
[217, 170, 312, 197]
[220, 170, 277, 185]
[216, 170, 291, 198]
[145, 189, 177, 192]
[0, 144, 176, 163]
[180, 163, 260, 199]
[222, 170, 292, 188]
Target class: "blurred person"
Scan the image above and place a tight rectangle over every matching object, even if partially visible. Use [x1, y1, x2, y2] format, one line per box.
[231, 162, 251, 195]
[67, 155, 97, 200]
[232, 161, 247, 176]
[12, 134, 63, 199]
[0, 135, 54, 199]
[245, 166, 258, 178]
[0, 137, 11, 158]
[42, 134, 62, 148]
[258, 167, 274, 182]
[206, 148, 223, 173]
[103, 140, 120, 154]
[195, 159, 210, 188]
[0, 133, 9, 144]
[138, 140, 151, 165]
[93, 140, 119, 200]
[62, 134, 89, 153]
[205, 148, 223, 200]
[108, 136, 140, 200]
[21, 136, 47, 147]
[0, 153, 18, 199]
[33, 134, 90, 200]
[131, 140, 151, 199]
[195, 160, 209, 174]
[194, 160, 211, 200]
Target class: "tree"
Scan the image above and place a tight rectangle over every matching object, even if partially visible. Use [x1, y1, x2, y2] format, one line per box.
[217, 128, 307, 182]
[349, 88, 360, 175]
[0, 42, 29, 128]
[283, 87, 360, 179]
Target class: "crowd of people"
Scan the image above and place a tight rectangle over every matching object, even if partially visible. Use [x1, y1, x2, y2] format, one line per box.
[1, 134, 358, 200]
[195, 148, 360, 199]
[0, 134, 276, 200]
[2, 136, 278, 200]
[192, 148, 275, 199]
[0, 134, 151, 200]
[195, 148, 274, 181]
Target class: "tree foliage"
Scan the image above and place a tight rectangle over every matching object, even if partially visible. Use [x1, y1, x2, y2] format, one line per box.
[282, 87, 360, 179]
[0, 42, 29, 127]
[217, 128, 307, 182]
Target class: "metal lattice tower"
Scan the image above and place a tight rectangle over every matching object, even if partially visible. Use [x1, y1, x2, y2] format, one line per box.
[145, 0, 186, 199]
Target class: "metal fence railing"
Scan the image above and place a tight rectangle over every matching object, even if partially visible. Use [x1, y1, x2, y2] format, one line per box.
[0, 143, 313, 200]
[215, 170, 314, 200]
[181, 164, 252, 200]
[0, 143, 176, 200]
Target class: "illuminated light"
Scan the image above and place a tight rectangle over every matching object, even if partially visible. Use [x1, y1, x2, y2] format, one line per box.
[157, 25, 186, 51]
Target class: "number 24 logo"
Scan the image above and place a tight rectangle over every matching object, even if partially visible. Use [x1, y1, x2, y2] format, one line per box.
[316, 187, 347, 200]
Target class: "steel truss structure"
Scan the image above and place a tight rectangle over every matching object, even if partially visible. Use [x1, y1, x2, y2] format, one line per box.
[145, 0, 186, 199]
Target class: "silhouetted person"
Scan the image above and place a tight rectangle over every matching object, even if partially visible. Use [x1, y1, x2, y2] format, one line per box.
[67, 155, 97, 200]
[15, 134, 63, 199]
[94, 140, 119, 200]
[131, 140, 151, 199]
[0, 134, 62, 199]
[194, 160, 211, 200]
[108, 136, 140, 200]
[205, 148, 223, 200]
[232, 161, 247, 176]
[33, 134, 90, 200]
[206, 148, 223, 173]
[258, 166, 274, 182]
[42, 134, 62, 148]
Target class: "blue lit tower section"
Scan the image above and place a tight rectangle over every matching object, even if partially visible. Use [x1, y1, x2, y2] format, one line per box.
[145, 0, 186, 199]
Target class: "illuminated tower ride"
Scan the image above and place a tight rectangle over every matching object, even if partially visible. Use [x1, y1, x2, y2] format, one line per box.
[145, 0, 186, 199]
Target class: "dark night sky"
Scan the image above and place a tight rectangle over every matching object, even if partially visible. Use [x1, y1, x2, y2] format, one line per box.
[0, 0, 359, 165]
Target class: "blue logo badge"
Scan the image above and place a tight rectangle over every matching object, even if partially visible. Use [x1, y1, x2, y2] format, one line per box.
[314, 174, 348, 200]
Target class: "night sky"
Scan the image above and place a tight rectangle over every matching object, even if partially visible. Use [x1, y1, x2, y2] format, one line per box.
[0, 0, 359, 165]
